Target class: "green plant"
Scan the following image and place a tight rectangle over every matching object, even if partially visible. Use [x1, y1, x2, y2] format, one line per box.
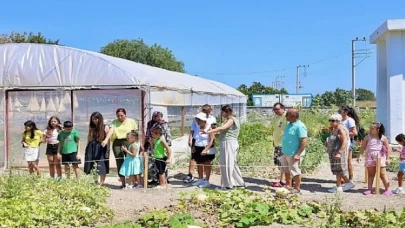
[301, 137, 327, 173]
[0, 171, 113, 227]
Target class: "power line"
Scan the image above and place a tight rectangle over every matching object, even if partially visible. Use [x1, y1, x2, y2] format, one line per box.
[190, 51, 351, 76]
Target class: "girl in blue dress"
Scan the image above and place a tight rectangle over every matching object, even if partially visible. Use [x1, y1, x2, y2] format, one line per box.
[119, 131, 143, 189]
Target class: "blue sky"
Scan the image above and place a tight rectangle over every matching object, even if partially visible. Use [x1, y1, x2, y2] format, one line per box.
[1, 0, 404, 95]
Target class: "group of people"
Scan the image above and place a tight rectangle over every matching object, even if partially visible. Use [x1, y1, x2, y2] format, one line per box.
[270, 102, 405, 196]
[182, 104, 245, 190]
[21, 108, 172, 189]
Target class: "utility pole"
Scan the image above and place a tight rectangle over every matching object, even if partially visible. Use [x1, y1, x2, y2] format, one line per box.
[274, 75, 285, 90]
[351, 37, 369, 107]
[296, 65, 309, 94]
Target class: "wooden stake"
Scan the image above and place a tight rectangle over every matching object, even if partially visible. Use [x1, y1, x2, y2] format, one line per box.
[143, 153, 149, 190]
[375, 157, 381, 194]
[364, 167, 368, 184]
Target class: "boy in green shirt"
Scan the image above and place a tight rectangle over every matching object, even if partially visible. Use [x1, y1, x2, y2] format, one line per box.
[57, 121, 81, 179]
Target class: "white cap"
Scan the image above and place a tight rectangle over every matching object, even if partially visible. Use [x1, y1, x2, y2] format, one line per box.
[195, 112, 208, 121]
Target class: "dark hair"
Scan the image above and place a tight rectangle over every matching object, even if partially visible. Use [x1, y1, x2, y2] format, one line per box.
[89, 112, 106, 142]
[116, 108, 126, 115]
[395, 133, 405, 143]
[201, 104, 212, 115]
[340, 106, 360, 125]
[151, 127, 163, 136]
[127, 130, 139, 138]
[46, 116, 62, 136]
[273, 102, 285, 109]
[24, 120, 38, 139]
[372, 122, 385, 139]
[63, 121, 73, 128]
[221, 105, 233, 115]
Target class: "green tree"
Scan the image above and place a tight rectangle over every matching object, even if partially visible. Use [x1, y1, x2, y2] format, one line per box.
[100, 39, 185, 72]
[355, 88, 375, 101]
[236, 82, 289, 106]
[0, 31, 60, 44]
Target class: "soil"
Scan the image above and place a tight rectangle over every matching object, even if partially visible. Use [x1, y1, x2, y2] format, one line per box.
[104, 160, 405, 227]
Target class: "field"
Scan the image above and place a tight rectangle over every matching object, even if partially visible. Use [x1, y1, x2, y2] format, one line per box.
[3, 106, 405, 227]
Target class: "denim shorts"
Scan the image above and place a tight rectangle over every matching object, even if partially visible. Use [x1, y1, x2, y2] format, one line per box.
[399, 162, 405, 173]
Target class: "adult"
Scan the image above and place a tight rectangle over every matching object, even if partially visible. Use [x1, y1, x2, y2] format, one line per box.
[271, 103, 288, 187]
[326, 114, 355, 193]
[145, 111, 172, 184]
[280, 109, 307, 194]
[84, 112, 110, 186]
[338, 106, 359, 181]
[184, 104, 216, 184]
[191, 112, 216, 188]
[43, 116, 63, 180]
[103, 108, 138, 189]
[207, 105, 245, 190]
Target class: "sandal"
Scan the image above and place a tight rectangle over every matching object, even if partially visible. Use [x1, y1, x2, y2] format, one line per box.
[363, 189, 373, 195]
[382, 190, 393, 196]
[271, 182, 282, 187]
[289, 188, 301, 194]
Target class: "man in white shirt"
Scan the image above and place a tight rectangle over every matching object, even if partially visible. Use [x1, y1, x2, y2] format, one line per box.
[184, 104, 216, 183]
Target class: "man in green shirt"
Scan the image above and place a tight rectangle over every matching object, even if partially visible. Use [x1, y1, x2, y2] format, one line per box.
[57, 121, 81, 179]
[271, 103, 287, 187]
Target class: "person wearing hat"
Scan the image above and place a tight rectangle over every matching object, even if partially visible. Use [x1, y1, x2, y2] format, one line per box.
[188, 112, 216, 188]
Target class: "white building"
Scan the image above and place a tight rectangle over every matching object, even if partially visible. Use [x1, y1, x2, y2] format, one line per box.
[370, 19, 405, 143]
[251, 93, 313, 107]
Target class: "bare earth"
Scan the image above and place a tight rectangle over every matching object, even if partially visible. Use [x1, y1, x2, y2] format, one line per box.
[105, 160, 405, 226]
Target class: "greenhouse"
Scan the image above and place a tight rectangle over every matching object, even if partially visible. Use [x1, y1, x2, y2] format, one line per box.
[0, 43, 247, 169]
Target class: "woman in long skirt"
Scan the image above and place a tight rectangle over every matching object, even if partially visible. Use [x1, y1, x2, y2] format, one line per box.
[207, 105, 245, 190]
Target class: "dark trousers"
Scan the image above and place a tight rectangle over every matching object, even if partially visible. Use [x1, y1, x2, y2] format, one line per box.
[112, 139, 129, 177]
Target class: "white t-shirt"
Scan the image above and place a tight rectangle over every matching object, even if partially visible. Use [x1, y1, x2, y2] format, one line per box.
[43, 128, 59, 143]
[341, 117, 356, 145]
[194, 131, 210, 147]
[190, 115, 216, 139]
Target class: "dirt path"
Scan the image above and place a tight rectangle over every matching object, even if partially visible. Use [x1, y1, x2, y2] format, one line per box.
[106, 160, 405, 224]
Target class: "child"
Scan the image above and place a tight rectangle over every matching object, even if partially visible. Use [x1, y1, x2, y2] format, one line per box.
[357, 122, 391, 195]
[150, 127, 172, 188]
[57, 121, 81, 179]
[394, 133, 405, 194]
[43, 116, 63, 180]
[119, 131, 144, 189]
[22, 120, 43, 175]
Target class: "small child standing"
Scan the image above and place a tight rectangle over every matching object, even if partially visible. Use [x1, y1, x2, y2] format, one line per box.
[394, 133, 405, 194]
[357, 122, 391, 195]
[119, 131, 144, 189]
[57, 121, 81, 179]
[150, 127, 172, 188]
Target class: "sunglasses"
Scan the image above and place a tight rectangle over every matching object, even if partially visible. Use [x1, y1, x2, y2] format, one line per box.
[328, 120, 337, 123]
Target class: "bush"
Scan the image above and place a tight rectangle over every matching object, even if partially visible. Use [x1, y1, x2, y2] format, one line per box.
[302, 138, 327, 173]
[0, 172, 113, 227]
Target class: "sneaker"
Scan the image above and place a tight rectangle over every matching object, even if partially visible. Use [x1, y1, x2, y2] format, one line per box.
[328, 186, 343, 193]
[192, 179, 205, 186]
[342, 182, 355, 192]
[394, 188, 405, 194]
[126, 185, 133, 190]
[134, 184, 143, 189]
[184, 175, 194, 183]
[119, 185, 126, 190]
[199, 180, 210, 188]
[56, 177, 62, 182]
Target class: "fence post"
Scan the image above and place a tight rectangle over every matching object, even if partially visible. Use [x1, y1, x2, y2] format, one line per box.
[181, 106, 185, 136]
[375, 157, 381, 194]
[364, 167, 368, 184]
[144, 153, 149, 190]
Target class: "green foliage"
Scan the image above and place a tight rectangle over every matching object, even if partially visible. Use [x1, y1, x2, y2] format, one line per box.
[301, 138, 327, 173]
[100, 39, 185, 72]
[312, 88, 375, 107]
[0, 172, 113, 227]
[0, 31, 60, 44]
[237, 82, 288, 106]
[110, 189, 405, 227]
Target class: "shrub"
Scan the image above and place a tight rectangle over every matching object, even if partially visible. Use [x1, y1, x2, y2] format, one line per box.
[0, 172, 113, 227]
[302, 138, 327, 173]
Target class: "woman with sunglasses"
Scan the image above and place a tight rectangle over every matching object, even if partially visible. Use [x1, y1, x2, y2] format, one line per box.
[326, 114, 355, 193]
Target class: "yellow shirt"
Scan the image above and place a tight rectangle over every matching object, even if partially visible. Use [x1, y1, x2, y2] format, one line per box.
[272, 112, 287, 147]
[110, 118, 138, 142]
[23, 130, 43, 147]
